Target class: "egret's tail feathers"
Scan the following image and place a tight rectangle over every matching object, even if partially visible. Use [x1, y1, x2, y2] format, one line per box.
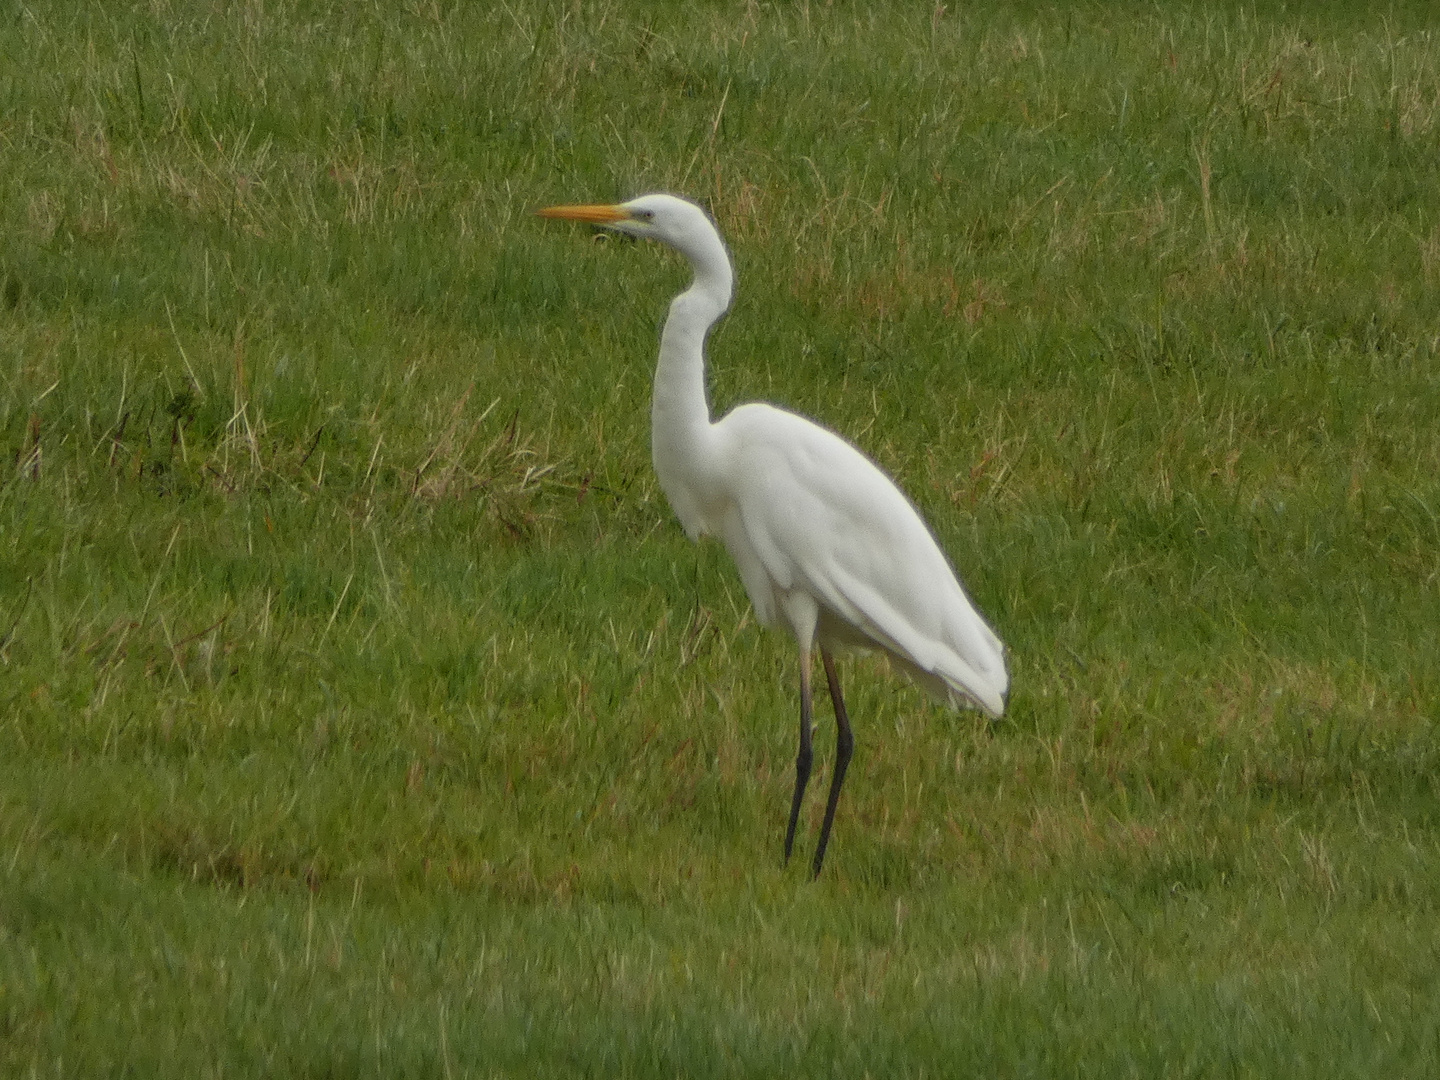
[890, 650, 1007, 719]
[943, 675, 1006, 720]
[940, 613, 1008, 718]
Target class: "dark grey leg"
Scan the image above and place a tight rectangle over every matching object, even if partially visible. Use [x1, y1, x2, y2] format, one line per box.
[783, 650, 814, 865]
[812, 648, 854, 878]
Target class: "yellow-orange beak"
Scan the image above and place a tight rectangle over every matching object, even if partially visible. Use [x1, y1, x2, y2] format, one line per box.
[535, 203, 633, 224]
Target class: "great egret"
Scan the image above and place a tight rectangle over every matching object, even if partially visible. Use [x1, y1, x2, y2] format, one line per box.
[538, 193, 1007, 877]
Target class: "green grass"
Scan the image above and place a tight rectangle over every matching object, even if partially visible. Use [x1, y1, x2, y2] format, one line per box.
[4, 0, 1440, 1074]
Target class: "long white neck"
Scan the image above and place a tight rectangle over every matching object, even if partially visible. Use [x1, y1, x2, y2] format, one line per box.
[650, 225, 732, 538]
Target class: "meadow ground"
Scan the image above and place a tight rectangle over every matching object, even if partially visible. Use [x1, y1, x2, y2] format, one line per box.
[3, 1, 1440, 1075]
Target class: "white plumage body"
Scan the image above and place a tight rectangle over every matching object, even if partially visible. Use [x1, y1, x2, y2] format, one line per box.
[672, 400, 1007, 717]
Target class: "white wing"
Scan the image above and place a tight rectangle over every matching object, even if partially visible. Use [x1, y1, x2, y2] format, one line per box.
[709, 403, 1008, 716]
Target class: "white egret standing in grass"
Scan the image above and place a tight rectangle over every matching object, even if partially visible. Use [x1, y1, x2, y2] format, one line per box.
[538, 193, 1008, 876]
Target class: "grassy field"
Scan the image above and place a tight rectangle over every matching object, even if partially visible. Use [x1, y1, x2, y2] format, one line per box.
[4, 0, 1440, 1074]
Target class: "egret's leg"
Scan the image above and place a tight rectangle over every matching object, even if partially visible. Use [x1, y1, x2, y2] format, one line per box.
[783, 648, 814, 865]
[812, 648, 854, 878]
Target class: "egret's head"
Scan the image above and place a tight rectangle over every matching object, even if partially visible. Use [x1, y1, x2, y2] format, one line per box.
[537, 193, 717, 252]
[538, 192, 733, 306]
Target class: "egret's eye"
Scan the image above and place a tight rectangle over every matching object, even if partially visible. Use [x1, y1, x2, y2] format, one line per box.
[634, 209, 655, 222]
